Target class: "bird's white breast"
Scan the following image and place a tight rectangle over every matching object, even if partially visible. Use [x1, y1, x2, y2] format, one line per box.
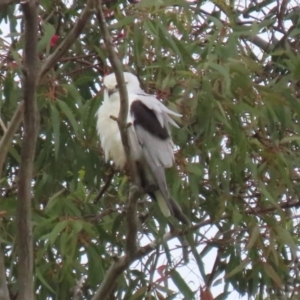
[96, 95, 141, 169]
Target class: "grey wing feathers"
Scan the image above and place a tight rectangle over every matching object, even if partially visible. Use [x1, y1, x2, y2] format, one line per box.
[134, 125, 174, 168]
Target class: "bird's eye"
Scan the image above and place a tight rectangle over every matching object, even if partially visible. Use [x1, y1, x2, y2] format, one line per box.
[115, 84, 118, 89]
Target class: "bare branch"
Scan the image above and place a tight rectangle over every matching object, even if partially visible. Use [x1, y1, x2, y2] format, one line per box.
[91, 256, 130, 300]
[0, 246, 9, 300]
[146, 246, 160, 296]
[39, 0, 94, 80]
[0, 101, 24, 179]
[242, 34, 274, 52]
[93, 167, 115, 204]
[16, 0, 39, 299]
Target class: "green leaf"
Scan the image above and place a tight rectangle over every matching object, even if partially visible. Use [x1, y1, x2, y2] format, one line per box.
[62, 83, 83, 107]
[170, 270, 194, 299]
[210, 62, 231, 92]
[40, 220, 69, 245]
[57, 99, 78, 133]
[186, 163, 203, 176]
[110, 16, 135, 29]
[46, 189, 66, 211]
[262, 263, 283, 287]
[8, 146, 20, 163]
[50, 104, 60, 159]
[246, 225, 260, 250]
[130, 286, 147, 299]
[275, 226, 297, 257]
[225, 258, 250, 278]
[36, 267, 56, 294]
[37, 22, 55, 53]
[279, 136, 300, 144]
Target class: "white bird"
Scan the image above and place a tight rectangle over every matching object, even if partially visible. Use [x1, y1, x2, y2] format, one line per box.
[96, 72, 189, 224]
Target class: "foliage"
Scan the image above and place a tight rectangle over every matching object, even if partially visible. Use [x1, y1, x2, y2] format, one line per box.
[1, 0, 300, 299]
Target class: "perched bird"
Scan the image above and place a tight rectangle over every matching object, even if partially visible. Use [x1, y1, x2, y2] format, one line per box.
[96, 72, 189, 225]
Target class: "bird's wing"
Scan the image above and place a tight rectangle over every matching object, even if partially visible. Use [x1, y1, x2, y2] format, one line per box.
[130, 95, 180, 168]
[134, 93, 182, 129]
[130, 94, 190, 225]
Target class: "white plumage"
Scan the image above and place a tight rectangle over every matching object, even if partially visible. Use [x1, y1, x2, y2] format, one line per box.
[96, 72, 189, 224]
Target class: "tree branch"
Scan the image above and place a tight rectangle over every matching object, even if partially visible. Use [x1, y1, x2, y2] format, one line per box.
[242, 34, 274, 53]
[91, 218, 212, 300]
[0, 246, 9, 300]
[93, 167, 115, 204]
[91, 256, 131, 300]
[0, 0, 18, 7]
[16, 1, 39, 299]
[92, 1, 143, 298]
[95, 0, 141, 255]
[0, 101, 24, 179]
[39, 0, 94, 80]
[90, 192, 300, 300]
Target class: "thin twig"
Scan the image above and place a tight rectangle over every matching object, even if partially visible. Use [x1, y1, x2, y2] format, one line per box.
[16, 0, 39, 299]
[146, 246, 160, 298]
[94, 167, 115, 204]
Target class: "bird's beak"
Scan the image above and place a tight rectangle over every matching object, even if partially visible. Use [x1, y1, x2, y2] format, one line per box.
[107, 88, 118, 97]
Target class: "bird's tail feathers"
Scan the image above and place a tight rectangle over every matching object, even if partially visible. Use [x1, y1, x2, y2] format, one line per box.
[168, 196, 190, 225]
[154, 191, 171, 218]
[154, 191, 190, 225]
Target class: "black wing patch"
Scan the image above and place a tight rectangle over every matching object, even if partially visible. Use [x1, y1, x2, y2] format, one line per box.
[130, 100, 169, 140]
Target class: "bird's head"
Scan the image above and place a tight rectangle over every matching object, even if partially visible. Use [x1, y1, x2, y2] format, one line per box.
[103, 72, 141, 98]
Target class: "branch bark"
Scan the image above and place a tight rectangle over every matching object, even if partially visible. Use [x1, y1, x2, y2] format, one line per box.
[0, 0, 18, 7]
[16, 1, 39, 299]
[0, 247, 9, 300]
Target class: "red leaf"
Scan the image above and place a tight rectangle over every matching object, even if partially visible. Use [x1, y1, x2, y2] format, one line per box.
[156, 264, 167, 276]
[200, 287, 214, 300]
[50, 34, 59, 47]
